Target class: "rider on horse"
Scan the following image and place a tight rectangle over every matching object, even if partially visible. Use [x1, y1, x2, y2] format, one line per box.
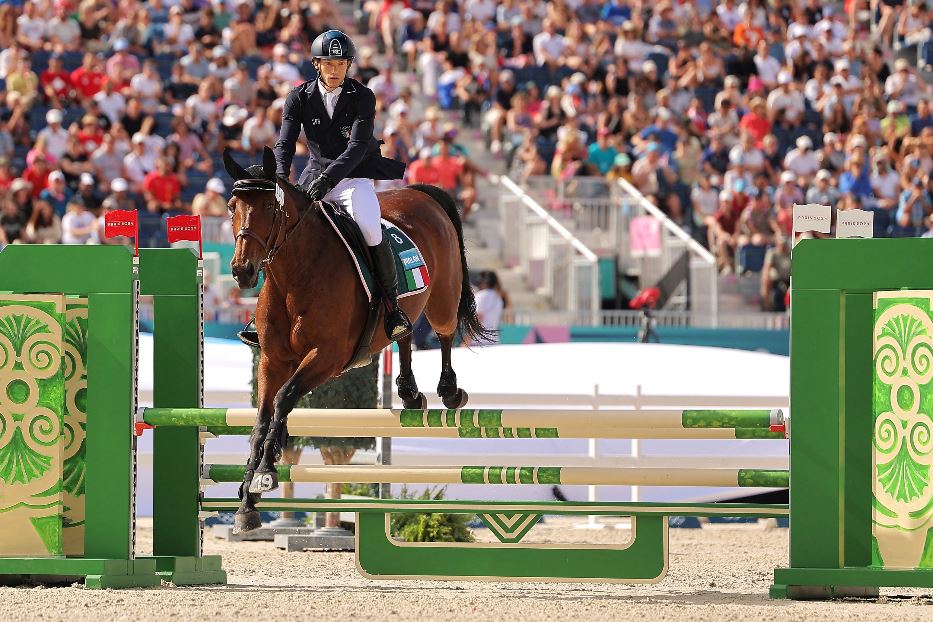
[239, 29, 412, 346]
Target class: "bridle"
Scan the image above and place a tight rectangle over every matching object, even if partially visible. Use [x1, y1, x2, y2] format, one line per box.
[231, 178, 312, 272]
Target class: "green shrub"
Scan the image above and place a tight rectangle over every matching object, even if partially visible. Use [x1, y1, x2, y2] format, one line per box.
[389, 486, 475, 543]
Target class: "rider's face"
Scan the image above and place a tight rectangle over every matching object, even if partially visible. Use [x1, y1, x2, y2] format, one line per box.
[317, 59, 350, 89]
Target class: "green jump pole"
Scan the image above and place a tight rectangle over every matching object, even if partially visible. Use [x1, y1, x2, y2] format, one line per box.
[204, 464, 789, 488]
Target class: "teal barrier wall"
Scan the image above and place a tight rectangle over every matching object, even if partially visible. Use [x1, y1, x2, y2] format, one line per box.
[197, 322, 789, 355]
[567, 326, 789, 355]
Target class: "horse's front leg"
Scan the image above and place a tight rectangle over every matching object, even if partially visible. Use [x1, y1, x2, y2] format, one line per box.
[234, 352, 294, 533]
[250, 347, 337, 493]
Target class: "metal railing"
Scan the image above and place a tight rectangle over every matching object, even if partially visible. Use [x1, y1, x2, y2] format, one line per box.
[498, 176, 601, 324]
[509, 309, 790, 330]
[517, 176, 720, 322]
[612, 178, 718, 318]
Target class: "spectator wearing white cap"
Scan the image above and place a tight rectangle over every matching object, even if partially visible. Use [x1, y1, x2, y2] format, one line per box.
[871, 153, 902, 211]
[766, 72, 805, 127]
[102, 178, 136, 213]
[806, 169, 841, 208]
[160, 6, 196, 55]
[124, 133, 158, 189]
[783, 23, 813, 62]
[267, 43, 300, 86]
[74, 173, 104, 213]
[774, 170, 804, 215]
[61, 196, 97, 245]
[819, 133, 846, 172]
[832, 59, 861, 111]
[107, 39, 141, 85]
[881, 101, 911, 142]
[885, 59, 921, 108]
[209, 46, 236, 81]
[783, 136, 820, 179]
[37, 109, 69, 161]
[39, 170, 73, 217]
[192, 178, 228, 217]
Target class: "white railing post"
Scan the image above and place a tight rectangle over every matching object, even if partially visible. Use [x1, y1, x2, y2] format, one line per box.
[576, 383, 604, 530]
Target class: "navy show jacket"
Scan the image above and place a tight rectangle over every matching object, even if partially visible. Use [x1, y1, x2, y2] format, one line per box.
[273, 77, 406, 184]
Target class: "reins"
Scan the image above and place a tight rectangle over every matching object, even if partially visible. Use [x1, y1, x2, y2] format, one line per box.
[232, 178, 315, 272]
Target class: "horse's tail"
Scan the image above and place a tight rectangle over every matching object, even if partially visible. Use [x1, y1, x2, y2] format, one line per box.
[407, 184, 494, 343]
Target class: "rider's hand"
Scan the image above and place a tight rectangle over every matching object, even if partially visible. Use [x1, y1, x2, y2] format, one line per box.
[303, 174, 335, 201]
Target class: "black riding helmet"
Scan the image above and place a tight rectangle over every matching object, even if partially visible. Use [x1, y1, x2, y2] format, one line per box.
[310, 30, 357, 62]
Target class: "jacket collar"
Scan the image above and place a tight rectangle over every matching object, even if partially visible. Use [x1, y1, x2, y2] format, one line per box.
[302, 78, 359, 127]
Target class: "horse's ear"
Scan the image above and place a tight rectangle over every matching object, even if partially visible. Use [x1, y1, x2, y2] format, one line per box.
[262, 146, 276, 180]
[276, 174, 304, 206]
[223, 149, 250, 181]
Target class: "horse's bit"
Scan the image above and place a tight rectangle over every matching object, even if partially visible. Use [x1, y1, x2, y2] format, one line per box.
[231, 178, 312, 272]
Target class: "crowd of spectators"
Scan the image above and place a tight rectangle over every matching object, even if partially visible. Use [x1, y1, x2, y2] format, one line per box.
[0, 0, 496, 249]
[363, 0, 932, 310]
[0, 0, 931, 315]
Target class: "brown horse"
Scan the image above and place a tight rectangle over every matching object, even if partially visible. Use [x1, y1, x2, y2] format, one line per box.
[223, 147, 488, 533]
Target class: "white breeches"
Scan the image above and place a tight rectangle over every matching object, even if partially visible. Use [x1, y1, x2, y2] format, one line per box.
[323, 177, 383, 245]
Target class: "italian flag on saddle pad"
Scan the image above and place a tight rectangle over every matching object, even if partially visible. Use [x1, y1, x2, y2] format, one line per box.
[320, 209, 431, 301]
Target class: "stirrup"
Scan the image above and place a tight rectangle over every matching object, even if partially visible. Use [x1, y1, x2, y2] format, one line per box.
[238, 318, 260, 348]
[385, 307, 412, 341]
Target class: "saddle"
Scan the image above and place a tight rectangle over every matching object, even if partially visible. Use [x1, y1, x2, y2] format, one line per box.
[319, 200, 383, 374]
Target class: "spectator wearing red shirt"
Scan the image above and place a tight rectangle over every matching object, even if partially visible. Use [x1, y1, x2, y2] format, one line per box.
[142, 157, 182, 213]
[76, 114, 105, 154]
[70, 52, 105, 102]
[41, 54, 73, 108]
[713, 191, 739, 273]
[738, 98, 771, 148]
[0, 158, 14, 192]
[733, 8, 765, 49]
[406, 149, 442, 185]
[432, 147, 463, 191]
[22, 155, 52, 198]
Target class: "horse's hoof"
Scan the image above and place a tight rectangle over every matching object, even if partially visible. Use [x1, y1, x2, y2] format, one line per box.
[402, 392, 427, 410]
[248, 470, 279, 493]
[442, 389, 468, 410]
[233, 510, 262, 534]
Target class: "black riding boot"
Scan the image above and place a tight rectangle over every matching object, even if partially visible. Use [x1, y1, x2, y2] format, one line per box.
[371, 237, 412, 341]
[238, 317, 260, 348]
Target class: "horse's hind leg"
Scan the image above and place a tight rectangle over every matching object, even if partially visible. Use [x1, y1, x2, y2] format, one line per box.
[396, 334, 427, 409]
[436, 333, 468, 409]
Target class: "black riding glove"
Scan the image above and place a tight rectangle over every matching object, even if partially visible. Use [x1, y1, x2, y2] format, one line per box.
[303, 174, 335, 201]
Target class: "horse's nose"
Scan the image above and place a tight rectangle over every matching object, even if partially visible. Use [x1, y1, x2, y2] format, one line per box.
[232, 260, 255, 286]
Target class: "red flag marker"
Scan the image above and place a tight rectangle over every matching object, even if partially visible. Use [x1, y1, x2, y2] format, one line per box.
[104, 209, 139, 255]
[166, 214, 203, 258]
